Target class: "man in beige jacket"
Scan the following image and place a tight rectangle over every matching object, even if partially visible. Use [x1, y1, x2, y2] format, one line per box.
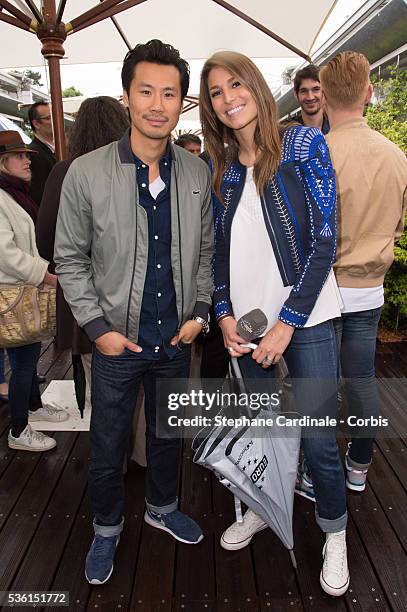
[320, 51, 407, 490]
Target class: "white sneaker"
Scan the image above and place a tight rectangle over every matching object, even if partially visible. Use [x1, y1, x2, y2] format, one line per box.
[220, 509, 267, 551]
[8, 424, 57, 452]
[320, 530, 350, 596]
[29, 404, 69, 423]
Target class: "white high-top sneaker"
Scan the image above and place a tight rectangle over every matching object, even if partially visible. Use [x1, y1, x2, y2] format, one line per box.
[8, 424, 56, 452]
[220, 509, 267, 551]
[320, 530, 350, 596]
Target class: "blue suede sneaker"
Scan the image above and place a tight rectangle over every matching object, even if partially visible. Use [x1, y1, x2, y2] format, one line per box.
[85, 534, 120, 585]
[144, 509, 203, 544]
[295, 461, 316, 503]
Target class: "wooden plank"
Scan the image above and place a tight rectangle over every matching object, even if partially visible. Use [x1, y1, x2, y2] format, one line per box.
[260, 598, 303, 611]
[363, 444, 407, 552]
[86, 461, 146, 610]
[212, 477, 259, 611]
[373, 438, 407, 491]
[174, 447, 215, 608]
[346, 482, 407, 611]
[10, 433, 87, 592]
[0, 431, 77, 590]
[47, 486, 92, 611]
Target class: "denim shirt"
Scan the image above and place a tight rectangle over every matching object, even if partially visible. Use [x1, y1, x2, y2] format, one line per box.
[133, 147, 179, 359]
[213, 126, 337, 328]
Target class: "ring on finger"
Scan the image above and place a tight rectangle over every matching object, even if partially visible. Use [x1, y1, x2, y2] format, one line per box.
[262, 355, 273, 366]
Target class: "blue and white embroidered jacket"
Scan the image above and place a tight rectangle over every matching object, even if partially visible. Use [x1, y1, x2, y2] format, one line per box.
[213, 125, 337, 328]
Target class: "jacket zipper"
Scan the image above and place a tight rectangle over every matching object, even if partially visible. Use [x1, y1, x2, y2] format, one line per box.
[174, 162, 184, 330]
[126, 182, 138, 338]
[260, 194, 289, 285]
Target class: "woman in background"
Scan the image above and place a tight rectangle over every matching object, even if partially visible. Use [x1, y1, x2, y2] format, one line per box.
[0, 131, 66, 451]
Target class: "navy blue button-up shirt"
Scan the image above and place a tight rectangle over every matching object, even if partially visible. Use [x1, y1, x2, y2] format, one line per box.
[133, 147, 179, 359]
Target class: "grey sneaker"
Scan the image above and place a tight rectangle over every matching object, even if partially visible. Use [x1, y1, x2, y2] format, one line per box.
[29, 404, 69, 422]
[295, 461, 316, 503]
[345, 451, 368, 492]
[8, 425, 56, 452]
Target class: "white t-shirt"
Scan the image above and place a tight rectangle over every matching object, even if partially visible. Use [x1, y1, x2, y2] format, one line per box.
[149, 175, 166, 199]
[230, 168, 343, 332]
[338, 286, 384, 313]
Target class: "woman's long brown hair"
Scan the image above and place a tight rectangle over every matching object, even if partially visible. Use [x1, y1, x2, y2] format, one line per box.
[199, 51, 281, 202]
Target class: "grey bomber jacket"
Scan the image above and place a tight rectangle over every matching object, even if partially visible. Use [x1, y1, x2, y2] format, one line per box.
[54, 131, 214, 343]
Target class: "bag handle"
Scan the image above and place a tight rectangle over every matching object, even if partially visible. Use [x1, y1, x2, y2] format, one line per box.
[0, 286, 25, 315]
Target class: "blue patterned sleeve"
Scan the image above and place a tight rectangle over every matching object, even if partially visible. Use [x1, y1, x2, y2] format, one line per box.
[278, 128, 337, 327]
[212, 192, 234, 321]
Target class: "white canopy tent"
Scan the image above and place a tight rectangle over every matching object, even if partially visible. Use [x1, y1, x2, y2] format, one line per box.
[0, 0, 337, 157]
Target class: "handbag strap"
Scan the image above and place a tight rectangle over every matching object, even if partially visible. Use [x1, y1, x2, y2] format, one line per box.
[0, 286, 25, 315]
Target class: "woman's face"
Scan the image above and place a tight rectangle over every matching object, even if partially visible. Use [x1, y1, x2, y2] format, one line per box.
[207, 66, 258, 133]
[3, 152, 31, 181]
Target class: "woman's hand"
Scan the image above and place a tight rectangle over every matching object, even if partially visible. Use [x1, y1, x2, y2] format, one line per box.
[42, 271, 57, 288]
[219, 316, 252, 358]
[252, 320, 295, 367]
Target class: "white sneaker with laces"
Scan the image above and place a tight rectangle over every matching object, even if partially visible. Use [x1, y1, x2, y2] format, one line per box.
[8, 424, 56, 452]
[29, 404, 69, 422]
[220, 509, 267, 551]
[320, 530, 350, 596]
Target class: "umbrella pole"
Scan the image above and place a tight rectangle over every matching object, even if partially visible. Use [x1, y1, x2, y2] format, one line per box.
[37, 0, 67, 161]
[289, 549, 298, 569]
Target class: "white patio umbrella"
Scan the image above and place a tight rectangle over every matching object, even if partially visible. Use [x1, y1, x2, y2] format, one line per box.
[0, 1, 336, 159]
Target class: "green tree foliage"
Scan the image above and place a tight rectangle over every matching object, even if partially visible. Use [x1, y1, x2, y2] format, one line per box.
[62, 85, 83, 98]
[365, 68, 407, 332]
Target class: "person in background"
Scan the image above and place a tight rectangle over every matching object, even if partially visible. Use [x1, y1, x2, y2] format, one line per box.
[200, 51, 349, 597]
[319, 51, 407, 491]
[293, 64, 330, 134]
[0, 131, 67, 452]
[27, 101, 55, 207]
[36, 96, 130, 409]
[174, 133, 202, 155]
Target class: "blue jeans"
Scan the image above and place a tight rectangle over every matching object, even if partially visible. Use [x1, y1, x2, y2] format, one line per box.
[238, 320, 347, 533]
[7, 343, 42, 434]
[333, 307, 382, 468]
[89, 345, 191, 537]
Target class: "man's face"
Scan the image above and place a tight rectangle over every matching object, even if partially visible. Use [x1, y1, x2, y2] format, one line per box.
[123, 61, 183, 143]
[183, 141, 201, 156]
[33, 104, 54, 141]
[295, 78, 322, 116]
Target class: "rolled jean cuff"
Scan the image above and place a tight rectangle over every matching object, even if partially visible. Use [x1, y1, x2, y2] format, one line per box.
[93, 516, 124, 537]
[146, 497, 178, 515]
[315, 509, 347, 533]
[347, 454, 372, 470]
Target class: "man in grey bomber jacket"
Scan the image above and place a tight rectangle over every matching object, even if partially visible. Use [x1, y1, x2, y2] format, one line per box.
[54, 40, 213, 585]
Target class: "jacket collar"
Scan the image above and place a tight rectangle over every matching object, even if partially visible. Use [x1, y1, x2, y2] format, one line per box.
[118, 128, 177, 165]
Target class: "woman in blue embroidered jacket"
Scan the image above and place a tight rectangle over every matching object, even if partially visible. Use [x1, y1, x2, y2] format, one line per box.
[200, 51, 349, 597]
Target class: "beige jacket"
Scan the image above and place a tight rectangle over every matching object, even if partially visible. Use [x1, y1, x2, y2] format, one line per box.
[326, 118, 407, 288]
[0, 188, 48, 286]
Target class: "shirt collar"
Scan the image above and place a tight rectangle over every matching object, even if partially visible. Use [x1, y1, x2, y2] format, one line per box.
[34, 133, 55, 153]
[132, 140, 172, 170]
[328, 117, 368, 133]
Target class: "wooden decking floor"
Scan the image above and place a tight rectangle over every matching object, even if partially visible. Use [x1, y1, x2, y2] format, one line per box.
[0, 340, 406, 612]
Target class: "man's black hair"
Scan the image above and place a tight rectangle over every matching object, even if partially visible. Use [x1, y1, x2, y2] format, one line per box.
[28, 100, 49, 132]
[174, 133, 202, 148]
[121, 39, 190, 100]
[293, 65, 321, 94]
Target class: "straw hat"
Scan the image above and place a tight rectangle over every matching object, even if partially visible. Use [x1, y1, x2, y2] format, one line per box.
[0, 131, 37, 156]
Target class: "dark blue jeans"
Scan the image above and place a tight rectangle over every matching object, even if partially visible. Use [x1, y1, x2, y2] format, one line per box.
[7, 342, 42, 434]
[238, 321, 347, 533]
[333, 307, 382, 468]
[89, 345, 191, 536]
